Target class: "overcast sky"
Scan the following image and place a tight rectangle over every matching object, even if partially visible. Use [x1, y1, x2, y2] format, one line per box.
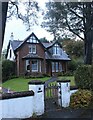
[3, 0, 53, 51]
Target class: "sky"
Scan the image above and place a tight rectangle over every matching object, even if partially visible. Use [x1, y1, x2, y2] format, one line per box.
[3, 0, 54, 51]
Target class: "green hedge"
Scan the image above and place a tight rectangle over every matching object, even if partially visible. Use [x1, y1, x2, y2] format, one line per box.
[75, 65, 93, 90]
[70, 89, 92, 108]
[2, 60, 16, 82]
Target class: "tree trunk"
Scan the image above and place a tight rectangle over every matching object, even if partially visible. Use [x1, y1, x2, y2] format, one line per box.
[84, 2, 93, 65]
[85, 31, 92, 64]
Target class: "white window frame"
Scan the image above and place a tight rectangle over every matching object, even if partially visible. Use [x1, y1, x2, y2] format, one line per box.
[32, 60, 38, 72]
[26, 60, 30, 72]
[52, 62, 59, 72]
[59, 62, 62, 72]
[29, 45, 36, 54]
[52, 62, 55, 72]
[53, 44, 60, 55]
[55, 62, 59, 72]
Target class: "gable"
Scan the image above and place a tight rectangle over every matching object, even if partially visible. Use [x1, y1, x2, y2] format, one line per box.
[15, 32, 44, 51]
[7, 42, 15, 61]
[27, 34, 39, 43]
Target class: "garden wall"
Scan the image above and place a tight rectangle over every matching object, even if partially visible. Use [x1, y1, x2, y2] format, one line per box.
[0, 80, 45, 119]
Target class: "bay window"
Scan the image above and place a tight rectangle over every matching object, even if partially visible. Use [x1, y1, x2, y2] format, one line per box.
[32, 60, 38, 72]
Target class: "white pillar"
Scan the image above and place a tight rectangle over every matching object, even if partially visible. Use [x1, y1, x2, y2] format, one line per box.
[57, 82, 61, 106]
[57, 80, 70, 108]
[28, 80, 45, 116]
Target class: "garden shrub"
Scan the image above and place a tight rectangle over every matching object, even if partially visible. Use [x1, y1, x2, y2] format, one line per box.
[70, 89, 92, 108]
[68, 58, 84, 73]
[63, 71, 74, 76]
[74, 65, 93, 90]
[68, 59, 77, 72]
[2, 60, 16, 82]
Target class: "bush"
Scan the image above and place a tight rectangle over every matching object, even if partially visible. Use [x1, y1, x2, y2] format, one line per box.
[74, 65, 93, 90]
[63, 71, 74, 76]
[68, 58, 84, 72]
[68, 59, 77, 72]
[70, 89, 92, 108]
[2, 60, 16, 82]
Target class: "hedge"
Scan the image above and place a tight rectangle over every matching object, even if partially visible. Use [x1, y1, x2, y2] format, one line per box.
[75, 65, 93, 90]
[2, 60, 16, 82]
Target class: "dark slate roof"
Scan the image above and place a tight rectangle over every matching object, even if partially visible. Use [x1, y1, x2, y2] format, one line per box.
[22, 53, 43, 59]
[42, 42, 53, 48]
[10, 40, 23, 50]
[45, 50, 71, 61]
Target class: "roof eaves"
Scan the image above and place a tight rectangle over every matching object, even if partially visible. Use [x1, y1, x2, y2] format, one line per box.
[15, 32, 46, 51]
[46, 40, 62, 49]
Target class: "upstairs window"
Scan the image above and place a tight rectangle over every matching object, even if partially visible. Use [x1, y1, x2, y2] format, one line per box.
[29, 45, 36, 54]
[53, 44, 60, 55]
[27, 35, 39, 43]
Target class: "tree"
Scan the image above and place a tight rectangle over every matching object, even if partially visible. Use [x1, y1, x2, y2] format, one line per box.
[62, 40, 84, 58]
[42, 2, 93, 65]
[0, 2, 8, 58]
[7, 0, 40, 31]
[39, 37, 49, 43]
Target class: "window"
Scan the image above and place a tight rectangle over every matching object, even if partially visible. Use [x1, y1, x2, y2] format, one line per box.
[53, 44, 60, 55]
[52, 62, 55, 72]
[55, 62, 58, 72]
[29, 45, 36, 54]
[10, 49, 11, 58]
[52, 62, 59, 72]
[27, 35, 39, 43]
[40, 61, 41, 72]
[59, 62, 62, 72]
[26, 60, 30, 72]
[32, 60, 38, 72]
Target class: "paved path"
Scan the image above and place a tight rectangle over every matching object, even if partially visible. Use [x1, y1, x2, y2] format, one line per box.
[42, 109, 93, 118]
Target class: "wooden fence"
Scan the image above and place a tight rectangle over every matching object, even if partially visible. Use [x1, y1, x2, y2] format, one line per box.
[45, 82, 58, 99]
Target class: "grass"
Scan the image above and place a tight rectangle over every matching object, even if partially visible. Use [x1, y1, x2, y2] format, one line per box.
[2, 77, 50, 92]
[58, 76, 75, 86]
[2, 76, 75, 92]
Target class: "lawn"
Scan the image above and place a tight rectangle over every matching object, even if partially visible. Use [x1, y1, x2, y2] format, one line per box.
[59, 76, 75, 86]
[2, 76, 75, 92]
[2, 77, 50, 92]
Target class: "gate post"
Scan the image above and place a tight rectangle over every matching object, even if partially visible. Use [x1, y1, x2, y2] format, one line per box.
[28, 80, 45, 116]
[57, 80, 70, 108]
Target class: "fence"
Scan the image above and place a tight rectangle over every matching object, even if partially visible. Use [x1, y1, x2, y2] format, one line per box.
[45, 82, 58, 99]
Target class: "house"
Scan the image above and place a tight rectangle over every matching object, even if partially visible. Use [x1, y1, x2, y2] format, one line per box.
[6, 32, 71, 76]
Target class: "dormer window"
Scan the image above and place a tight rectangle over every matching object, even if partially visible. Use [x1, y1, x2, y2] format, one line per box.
[53, 44, 60, 55]
[29, 45, 36, 54]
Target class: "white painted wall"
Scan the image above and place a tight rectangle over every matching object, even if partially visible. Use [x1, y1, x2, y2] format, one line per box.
[70, 89, 78, 96]
[57, 81, 78, 108]
[57, 82, 61, 106]
[7, 43, 15, 61]
[29, 84, 44, 115]
[60, 82, 70, 107]
[0, 100, 2, 120]
[0, 96, 34, 119]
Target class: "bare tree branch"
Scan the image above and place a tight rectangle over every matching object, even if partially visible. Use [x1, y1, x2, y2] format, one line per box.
[66, 17, 84, 40]
[66, 3, 84, 20]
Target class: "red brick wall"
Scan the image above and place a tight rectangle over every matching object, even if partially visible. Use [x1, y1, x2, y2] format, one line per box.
[16, 42, 46, 76]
